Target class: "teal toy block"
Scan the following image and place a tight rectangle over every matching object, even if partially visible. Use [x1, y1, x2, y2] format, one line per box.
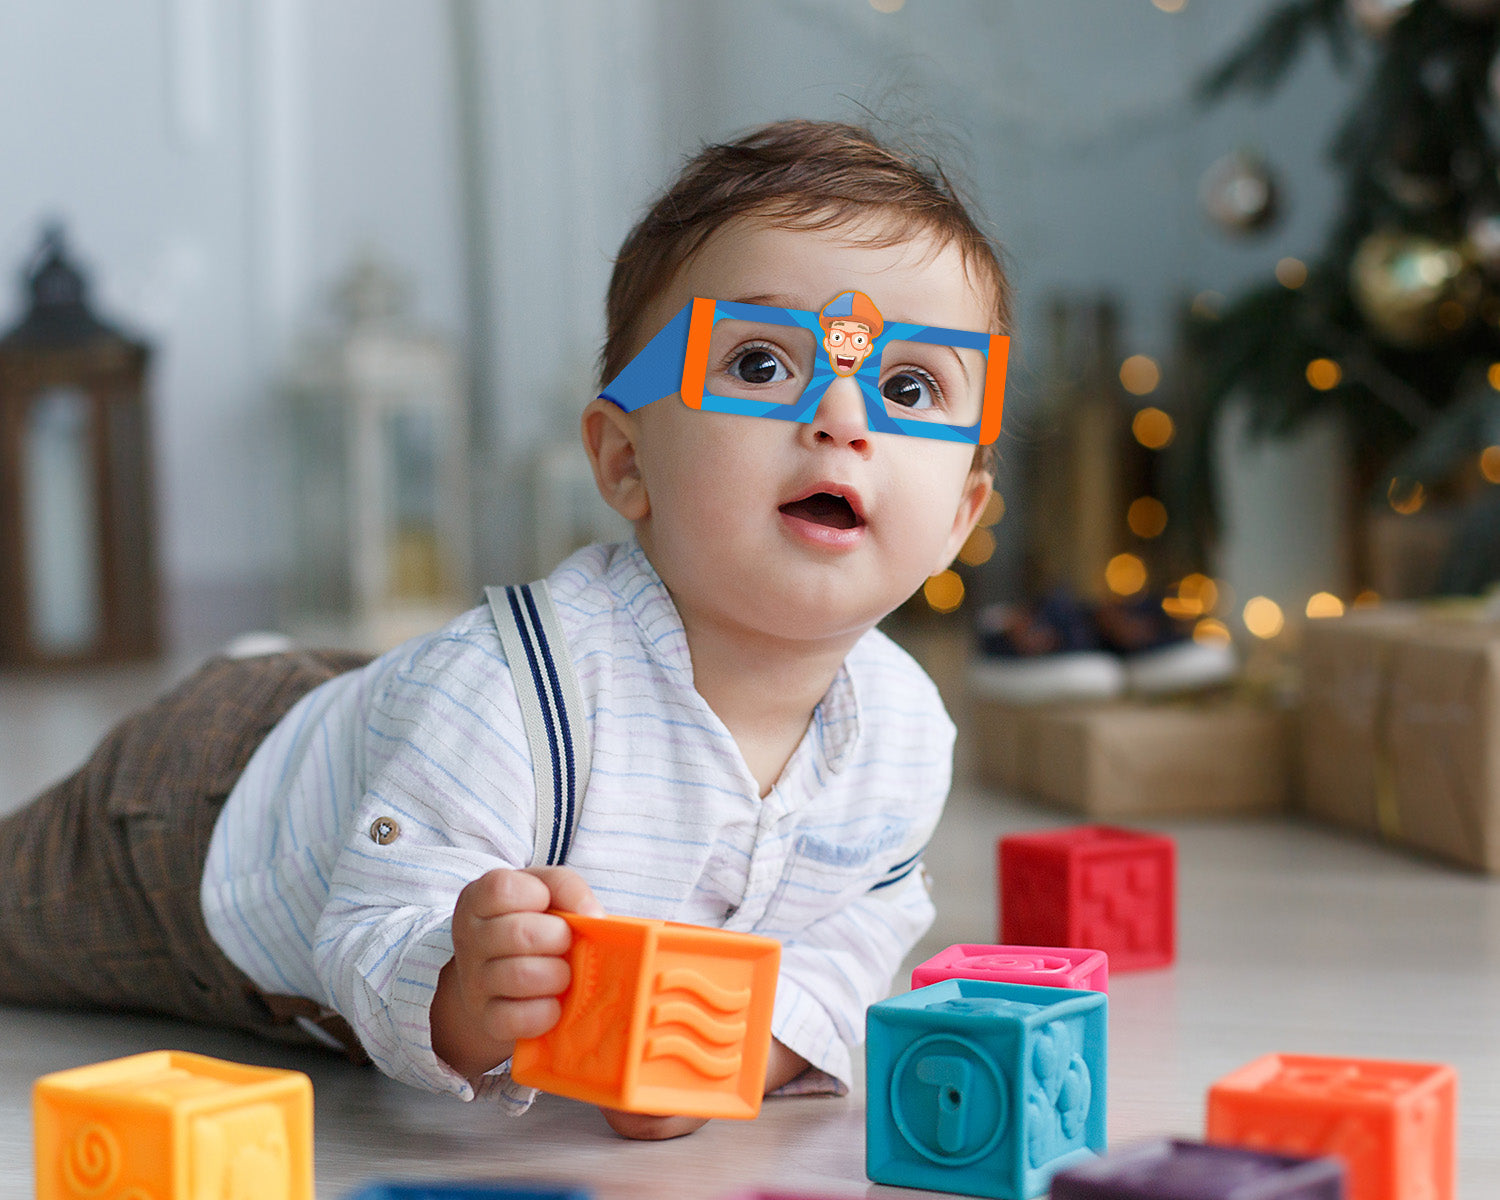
[866, 978, 1107, 1200]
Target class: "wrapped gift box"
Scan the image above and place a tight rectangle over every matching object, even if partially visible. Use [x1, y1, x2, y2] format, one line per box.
[970, 691, 1293, 818]
[1300, 603, 1500, 871]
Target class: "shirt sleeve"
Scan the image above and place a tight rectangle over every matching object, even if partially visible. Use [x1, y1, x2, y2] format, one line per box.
[310, 624, 544, 1105]
[769, 856, 936, 1092]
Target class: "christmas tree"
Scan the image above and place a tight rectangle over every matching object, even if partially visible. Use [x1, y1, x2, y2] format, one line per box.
[1183, 0, 1500, 595]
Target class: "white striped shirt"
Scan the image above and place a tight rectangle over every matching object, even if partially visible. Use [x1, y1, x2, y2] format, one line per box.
[201, 538, 953, 1105]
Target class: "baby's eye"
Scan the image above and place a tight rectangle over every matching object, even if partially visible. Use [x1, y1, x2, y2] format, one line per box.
[730, 347, 791, 385]
[882, 369, 943, 412]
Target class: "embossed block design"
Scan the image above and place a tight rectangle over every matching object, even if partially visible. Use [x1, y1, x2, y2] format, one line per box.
[866, 978, 1107, 1199]
[1049, 1137, 1345, 1199]
[912, 943, 1108, 994]
[511, 912, 780, 1119]
[345, 1185, 592, 1199]
[999, 825, 1175, 971]
[32, 1050, 312, 1200]
[1206, 1053, 1456, 1200]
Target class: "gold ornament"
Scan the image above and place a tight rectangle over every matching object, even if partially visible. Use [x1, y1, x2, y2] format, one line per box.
[1350, 229, 1481, 347]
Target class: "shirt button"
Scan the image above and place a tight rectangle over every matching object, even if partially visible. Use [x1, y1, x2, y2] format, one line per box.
[370, 817, 400, 845]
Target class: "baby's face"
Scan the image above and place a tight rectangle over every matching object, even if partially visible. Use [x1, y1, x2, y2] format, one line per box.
[615, 214, 994, 648]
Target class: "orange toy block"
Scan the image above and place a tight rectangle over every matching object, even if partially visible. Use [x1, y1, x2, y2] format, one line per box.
[511, 912, 781, 1119]
[1206, 1052, 1455, 1200]
[33, 1050, 313, 1200]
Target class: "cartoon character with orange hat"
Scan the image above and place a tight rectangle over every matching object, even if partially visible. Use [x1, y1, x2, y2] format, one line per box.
[819, 290, 884, 377]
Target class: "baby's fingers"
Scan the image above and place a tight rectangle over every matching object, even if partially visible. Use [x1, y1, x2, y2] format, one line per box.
[529, 865, 605, 917]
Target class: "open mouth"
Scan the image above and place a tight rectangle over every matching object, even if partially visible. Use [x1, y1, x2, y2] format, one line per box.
[836, 356, 856, 371]
[779, 491, 863, 530]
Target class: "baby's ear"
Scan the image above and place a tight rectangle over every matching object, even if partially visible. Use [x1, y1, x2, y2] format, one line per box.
[934, 466, 993, 575]
[581, 399, 649, 521]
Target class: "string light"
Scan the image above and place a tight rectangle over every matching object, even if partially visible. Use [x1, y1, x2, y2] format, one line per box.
[1106, 553, 1147, 596]
[1119, 355, 1161, 396]
[1387, 477, 1426, 515]
[958, 527, 996, 567]
[1306, 592, 1345, 619]
[1127, 496, 1168, 539]
[1480, 446, 1500, 484]
[1305, 358, 1341, 390]
[1275, 257, 1308, 289]
[1132, 407, 1176, 449]
[1243, 596, 1284, 639]
[1179, 573, 1219, 611]
[923, 570, 964, 614]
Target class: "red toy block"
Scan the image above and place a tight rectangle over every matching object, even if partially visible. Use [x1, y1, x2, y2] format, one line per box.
[511, 912, 780, 1119]
[998, 825, 1174, 970]
[1206, 1053, 1456, 1200]
[910, 942, 1108, 993]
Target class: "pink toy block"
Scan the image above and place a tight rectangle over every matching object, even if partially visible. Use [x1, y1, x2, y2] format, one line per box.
[998, 825, 1174, 971]
[910, 942, 1108, 993]
[1206, 1053, 1456, 1200]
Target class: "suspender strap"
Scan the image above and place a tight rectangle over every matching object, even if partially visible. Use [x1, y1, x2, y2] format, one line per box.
[485, 581, 591, 867]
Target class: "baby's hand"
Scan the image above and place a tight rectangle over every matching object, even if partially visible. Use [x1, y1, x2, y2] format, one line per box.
[431, 865, 603, 1082]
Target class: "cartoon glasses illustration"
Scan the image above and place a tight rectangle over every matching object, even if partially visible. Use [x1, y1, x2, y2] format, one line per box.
[600, 291, 1008, 446]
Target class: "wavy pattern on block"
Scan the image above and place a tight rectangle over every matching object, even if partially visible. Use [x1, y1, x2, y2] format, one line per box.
[655, 967, 750, 1012]
[650, 998, 748, 1045]
[644, 1033, 741, 1078]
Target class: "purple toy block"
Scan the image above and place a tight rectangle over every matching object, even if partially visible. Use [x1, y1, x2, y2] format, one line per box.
[912, 943, 1109, 994]
[1049, 1138, 1345, 1199]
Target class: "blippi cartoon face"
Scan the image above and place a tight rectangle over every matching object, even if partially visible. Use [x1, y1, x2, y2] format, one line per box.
[599, 289, 1007, 447]
[820, 290, 884, 377]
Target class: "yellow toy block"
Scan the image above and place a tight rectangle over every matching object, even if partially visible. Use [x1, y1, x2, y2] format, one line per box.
[512, 912, 781, 1119]
[33, 1050, 313, 1200]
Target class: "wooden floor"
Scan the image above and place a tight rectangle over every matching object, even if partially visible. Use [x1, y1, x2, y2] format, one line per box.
[3, 636, 1498, 1198]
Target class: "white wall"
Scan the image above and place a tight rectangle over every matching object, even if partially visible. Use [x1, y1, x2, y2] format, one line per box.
[0, 0, 1355, 647]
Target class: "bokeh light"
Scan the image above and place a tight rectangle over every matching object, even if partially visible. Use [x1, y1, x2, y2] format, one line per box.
[1387, 477, 1426, 515]
[1275, 257, 1308, 288]
[1192, 291, 1225, 320]
[978, 492, 1006, 526]
[1132, 406, 1175, 449]
[1305, 358, 1341, 390]
[958, 526, 996, 567]
[1127, 496, 1168, 539]
[1481, 446, 1500, 484]
[1306, 591, 1345, 619]
[1193, 617, 1232, 644]
[1488, 363, 1500, 391]
[1243, 596, 1285, 639]
[1120, 355, 1161, 396]
[923, 569, 964, 614]
[1105, 553, 1147, 596]
[1152, 0, 1187, 11]
[1353, 589, 1381, 609]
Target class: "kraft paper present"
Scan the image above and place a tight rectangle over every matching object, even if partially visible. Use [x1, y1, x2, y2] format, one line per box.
[1300, 604, 1500, 872]
[970, 691, 1292, 818]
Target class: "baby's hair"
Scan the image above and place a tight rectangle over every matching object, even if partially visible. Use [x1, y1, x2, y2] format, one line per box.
[601, 119, 1010, 476]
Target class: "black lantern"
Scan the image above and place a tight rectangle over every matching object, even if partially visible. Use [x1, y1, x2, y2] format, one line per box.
[0, 225, 159, 666]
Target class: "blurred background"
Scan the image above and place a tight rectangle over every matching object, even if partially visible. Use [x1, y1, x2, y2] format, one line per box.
[1, 0, 1494, 668]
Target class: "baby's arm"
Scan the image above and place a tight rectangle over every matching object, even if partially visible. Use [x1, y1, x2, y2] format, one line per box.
[430, 866, 604, 1083]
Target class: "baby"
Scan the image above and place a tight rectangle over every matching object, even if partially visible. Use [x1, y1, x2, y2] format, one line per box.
[0, 119, 1009, 1141]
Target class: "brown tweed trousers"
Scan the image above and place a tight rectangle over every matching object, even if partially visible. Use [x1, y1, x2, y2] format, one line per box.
[0, 650, 371, 1053]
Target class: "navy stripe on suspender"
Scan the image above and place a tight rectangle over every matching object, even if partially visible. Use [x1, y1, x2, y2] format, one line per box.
[519, 583, 577, 864]
[506, 586, 567, 866]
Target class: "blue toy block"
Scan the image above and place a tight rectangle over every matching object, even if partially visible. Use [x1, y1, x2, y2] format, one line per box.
[1048, 1138, 1344, 1199]
[866, 978, 1107, 1200]
[344, 1185, 591, 1200]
